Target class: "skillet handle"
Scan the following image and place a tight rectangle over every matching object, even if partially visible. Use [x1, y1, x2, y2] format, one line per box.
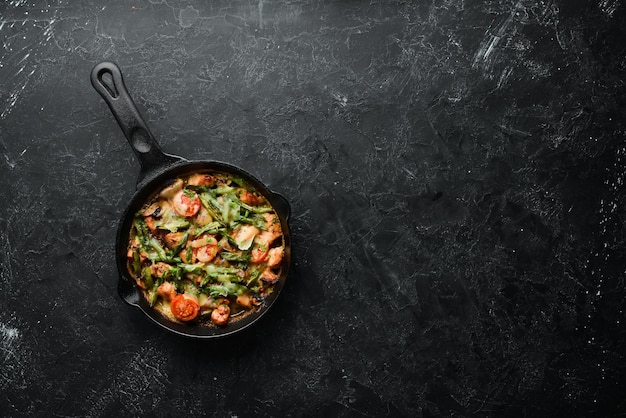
[91, 61, 184, 188]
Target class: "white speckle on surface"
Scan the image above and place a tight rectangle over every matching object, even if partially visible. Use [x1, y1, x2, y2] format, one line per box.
[0, 318, 29, 391]
[403, 167, 416, 179]
[473, 6, 518, 78]
[331, 91, 348, 107]
[599, 0, 620, 17]
[0, 231, 14, 283]
[179, 6, 200, 28]
[1, 74, 32, 119]
[0, 323, 19, 345]
[496, 66, 513, 89]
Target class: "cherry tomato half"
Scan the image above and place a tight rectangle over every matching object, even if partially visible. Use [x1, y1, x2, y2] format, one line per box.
[170, 294, 200, 322]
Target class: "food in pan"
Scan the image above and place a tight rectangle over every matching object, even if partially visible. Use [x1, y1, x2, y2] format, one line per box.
[126, 172, 285, 327]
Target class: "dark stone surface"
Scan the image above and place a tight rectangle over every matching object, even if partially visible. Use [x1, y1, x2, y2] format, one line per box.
[1, 0, 626, 416]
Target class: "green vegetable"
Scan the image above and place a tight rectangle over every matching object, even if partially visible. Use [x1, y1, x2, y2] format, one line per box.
[172, 229, 191, 255]
[186, 185, 211, 193]
[208, 284, 230, 298]
[157, 218, 190, 232]
[147, 289, 158, 306]
[179, 263, 205, 274]
[208, 281, 246, 298]
[238, 200, 274, 214]
[143, 266, 154, 289]
[228, 177, 252, 191]
[246, 269, 261, 287]
[222, 194, 232, 223]
[220, 251, 251, 262]
[199, 194, 226, 226]
[149, 238, 168, 260]
[236, 214, 268, 231]
[218, 229, 240, 248]
[133, 218, 150, 248]
[205, 264, 240, 275]
[214, 186, 235, 194]
[167, 266, 182, 282]
[132, 250, 142, 276]
[193, 222, 221, 237]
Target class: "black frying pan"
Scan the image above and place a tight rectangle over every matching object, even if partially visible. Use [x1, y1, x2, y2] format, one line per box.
[90, 61, 291, 338]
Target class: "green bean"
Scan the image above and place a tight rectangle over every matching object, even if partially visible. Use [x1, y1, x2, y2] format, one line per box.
[149, 237, 168, 260]
[193, 222, 221, 237]
[132, 250, 142, 276]
[199, 194, 226, 226]
[238, 200, 274, 214]
[143, 266, 154, 289]
[172, 229, 191, 255]
[220, 251, 251, 262]
[133, 218, 150, 248]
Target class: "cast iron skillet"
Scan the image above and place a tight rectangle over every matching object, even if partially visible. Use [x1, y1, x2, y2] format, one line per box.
[90, 61, 291, 338]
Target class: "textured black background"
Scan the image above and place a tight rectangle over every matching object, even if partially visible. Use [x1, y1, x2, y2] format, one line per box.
[1, 0, 626, 416]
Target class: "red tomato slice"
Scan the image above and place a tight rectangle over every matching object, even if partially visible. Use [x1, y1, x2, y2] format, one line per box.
[172, 190, 201, 217]
[170, 294, 200, 322]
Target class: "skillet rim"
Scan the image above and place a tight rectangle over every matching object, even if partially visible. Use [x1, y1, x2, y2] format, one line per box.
[116, 159, 292, 339]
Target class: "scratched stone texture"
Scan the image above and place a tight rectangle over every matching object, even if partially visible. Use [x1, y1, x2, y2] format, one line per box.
[1, 0, 626, 416]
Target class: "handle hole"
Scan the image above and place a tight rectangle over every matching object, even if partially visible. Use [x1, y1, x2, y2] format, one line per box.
[99, 70, 119, 98]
